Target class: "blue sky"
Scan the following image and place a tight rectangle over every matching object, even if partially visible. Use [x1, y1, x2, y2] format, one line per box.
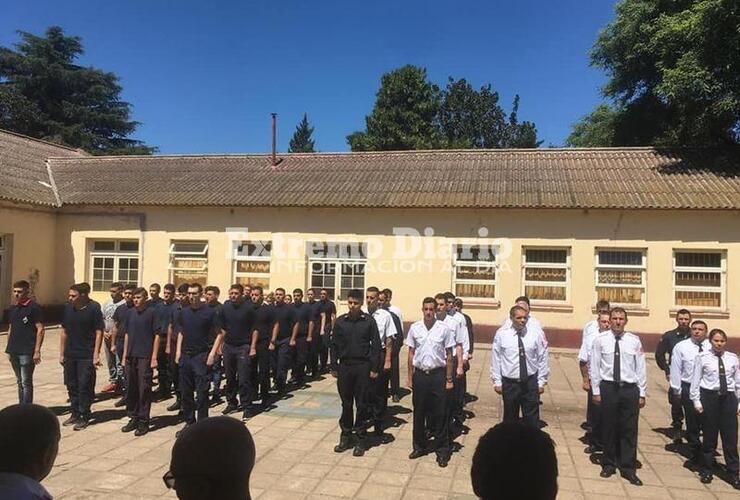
[2, 0, 617, 153]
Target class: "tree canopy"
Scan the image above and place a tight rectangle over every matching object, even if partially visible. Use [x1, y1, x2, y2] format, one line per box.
[0, 26, 155, 154]
[288, 113, 316, 153]
[567, 0, 740, 147]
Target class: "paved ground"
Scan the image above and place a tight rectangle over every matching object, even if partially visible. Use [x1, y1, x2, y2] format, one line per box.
[1, 328, 739, 499]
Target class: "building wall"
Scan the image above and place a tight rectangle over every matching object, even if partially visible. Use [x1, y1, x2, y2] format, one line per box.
[51, 206, 740, 344]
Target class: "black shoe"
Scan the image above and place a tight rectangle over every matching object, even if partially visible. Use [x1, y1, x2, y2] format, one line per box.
[352, 445, 365, 457]
[409, 449, 425, 459]
[600, 467, 616, 478]
[374, 431, 393, 445]
[392, 394, 400, 403]
[121, 419, 138, 433]
[620, 472, 642, 486]
[436, 455, 449, 468]
[167, 400, 181, 412]
[134, 423, 149, 437]
[62, 415, 78, 427]
[175, 424, 192, 438]
[73, 418, 90, 431]
[580, 421, 592, 431]
[222, 403, 238, 415]
[211, 395, 223, 405]
[699, 473, 712, 484]
[584, 444, 602, 454]
[113, 397, 127, 408]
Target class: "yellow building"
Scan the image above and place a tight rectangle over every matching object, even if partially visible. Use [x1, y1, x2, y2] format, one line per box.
[2, 129, 739, 347]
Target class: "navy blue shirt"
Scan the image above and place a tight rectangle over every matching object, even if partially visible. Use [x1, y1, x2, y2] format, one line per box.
[155, 300, 178, 337]
[125, 305, 158, 358]
[253, 304, 276, 342]
[273, 303, 296, 341]
[113, 302, 135, 336]
[207, 301, 223, 346]
[5, 301, 43, 355]
[62, 302, 104, 359]
[317, 300, 336, 334]
[293, 302, 314, 338]
[221, 300, 256, 346]
[307, 300, 322, 324]
[176, 305, 220, 354]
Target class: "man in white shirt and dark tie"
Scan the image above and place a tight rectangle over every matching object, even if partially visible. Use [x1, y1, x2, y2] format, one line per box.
[591, 307, 647, 486]
[669, 320, 710, 462]
[406, 297, 455, 467]
[491, 305, 549, 429]
[579, 309, 611, 453]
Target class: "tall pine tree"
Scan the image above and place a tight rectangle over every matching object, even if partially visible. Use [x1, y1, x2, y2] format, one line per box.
[288, 113, 316, 152]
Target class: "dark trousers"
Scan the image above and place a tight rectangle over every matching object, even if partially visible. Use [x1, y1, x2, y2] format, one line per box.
[669, 386, 684, 427]
[318, 332, 329, 372]
[292, 336, 308, 383]
[389, 335, 402, 396]
[9, 354, 35, 404]
[370, 352, 389, 431]
[450, 356, 465, 420]
[337, 361, 371, 440]
[156, 335, 170, 394]
[680, 382, 703, 453]
[502, 375, 540, 428]
[210, 353, 223, 398]
[179, 352, 209, 424]
[600, 381, 639, 474]
[412, 368, 449, 458]
[252, 339, 271, 401]
[168, 336, 180, 398]
[115, 337, 127, 392]
[699, 389, 739, 475]
[63, 358, 95, 419]
[125, 357, 153, 423]
[307, 335, 319, 376]
[223, 343, 252, 406]
[586, 388, 602, 446]
[271, 338, 291, 392]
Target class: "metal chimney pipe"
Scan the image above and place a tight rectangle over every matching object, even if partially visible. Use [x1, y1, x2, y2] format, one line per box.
[271, 113, 277, 166]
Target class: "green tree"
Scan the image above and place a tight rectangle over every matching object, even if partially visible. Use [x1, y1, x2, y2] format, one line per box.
[570, 0, 740, 146]
[288, 113, 315, 152]
[0, 26, 155, 154]
[347, 65, 442, 151]
[502, 95, 541, 148]
[438, 78, 507, 148]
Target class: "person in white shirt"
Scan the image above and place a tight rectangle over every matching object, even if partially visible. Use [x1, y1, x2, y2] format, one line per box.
[380, 288, 404, 403]
[443, 292, 469, 431]
[579, 300, 610, 433]
[491, 305, 549, 429]
[500, 296, 544, 332]
[590, 307, 647, 486]
[669, 320, 711, 463]
[690, 328, 740, 488]
[365, 286, 397, 441]
[101, 282, 126, 393]
[579, 308, 611, 453]
[406, 297, 455, 468]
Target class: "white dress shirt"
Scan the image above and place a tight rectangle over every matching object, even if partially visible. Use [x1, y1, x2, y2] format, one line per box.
[370, 308, 398, 344]
[490, 325, 549, 388]
[578, 319, 601, 363]
[405, 319, 455, 371]
[670, 338, 712, 393]
[690, 350, 740, 411]
[590, 330, 647, 397]
[0, 472, 52, 500]
[389, 304, 403, 325]
[449, 310, 470, 359]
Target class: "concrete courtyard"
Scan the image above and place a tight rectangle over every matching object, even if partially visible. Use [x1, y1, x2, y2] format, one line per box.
[1, 327, 739, 499]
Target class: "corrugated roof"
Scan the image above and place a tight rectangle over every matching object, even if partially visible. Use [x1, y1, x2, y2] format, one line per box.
[46, 147, 740, 209]
[0, 130, 87, 206]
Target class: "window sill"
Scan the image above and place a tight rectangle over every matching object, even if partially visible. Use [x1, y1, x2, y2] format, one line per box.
[591, 306, 650, 317]
[670, 308, 729, 319]
[530, 303, 574, 313]
[459, 299, 500, 309]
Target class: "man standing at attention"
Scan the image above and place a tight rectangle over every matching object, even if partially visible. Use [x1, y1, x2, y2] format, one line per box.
[5, 280, 44, 404]
[656, 309, 692, 442]
[100, 282, 125, 394]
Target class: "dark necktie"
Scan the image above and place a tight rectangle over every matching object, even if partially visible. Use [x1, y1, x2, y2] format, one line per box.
[718, 353, 728, 396]
[613, 336, 621, 383]
[698, 342, 703, 353]
[518, 332, 528, 379]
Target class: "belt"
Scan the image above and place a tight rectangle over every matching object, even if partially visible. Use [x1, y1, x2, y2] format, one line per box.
[503, 374, 536, 384]
[183, 350, 207, 356]
[603, 380, 636, 388]
[414, 366, 444, 375]
[699, 387, 731, 395]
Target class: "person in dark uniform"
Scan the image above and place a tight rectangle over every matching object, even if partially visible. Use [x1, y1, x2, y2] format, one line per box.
[60, 283, 104, 431]
[121, 288, 160, 436]
[270, 288, 298, 396]
[174, 284, 223, 436]
[111, 283, 136, 408]
[454, 298, 474, 403]
[330, 289, 381, 457]
[290, 289, 314, 387]
[656, 309, 692, 441]
[305, 288, 321, 378]
[591, 307, 647, 486]
[406, 297, 455, 467]
[5, 280, 44, 404]
[154, 284, 177, 400]
[220, 284, 256, 420]
[690, 329, 740, 488]
[148, 283, 162, 305]
[379, 290, 404, 403]
[249, 286, 275, 407]
[317, 288, 336, 374]
[165, 283, 190, 413]
[205, 286, 224, 404]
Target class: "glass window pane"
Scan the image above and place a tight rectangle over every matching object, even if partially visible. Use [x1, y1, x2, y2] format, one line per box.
[598, 251, 642, 266]
[236, 260, 270, 274]
[596, 287, 643, 304]
[675, 272, 721, 288]
[597, 269, 643, 285]
[236, 241, 272, 257]
[172, 242, 208, 254]
[525, 267, 567, 282]
[526, 249, 567, 264]
[119, 241, 139, 252]
[456, 283, 495, 298]
[675, 252, 721, 269]
[93, 241, 115, 251]
[675, 291, 721, 308]
[456, 245, 496, 262]
[173, 270, 207, 288]
[456, 265, 495, 281]
[525, 285, 566, 301]
[173, 257, 206, 270]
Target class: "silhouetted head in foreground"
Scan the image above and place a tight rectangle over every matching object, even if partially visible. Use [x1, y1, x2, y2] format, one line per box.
[472, 422, 558, 500]
[168, 417, 256, 500]
[0, 404, 60, 482]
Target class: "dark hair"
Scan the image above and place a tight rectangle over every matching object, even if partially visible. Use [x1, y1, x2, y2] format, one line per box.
[123, 283, 137, 292]
[204, 286, 220, 295]
[434, 292, 446, 301]
[12, 280, 30, 290]
[188, 283, 203, 294]
[251, 285, 263, 294]
[366, 286, 380, 294]
[177, 283, 190, 294]
[230, 284, 244, 294]
[382, 288, 392, 296]
[347, 289, 363, 301]
[164, 283, 176, 293]
[595, 299, 610, 311]
[275, 287, 286, 294]
[70, 283, 87, 295]
[443, 291, 455, 301]
[676, 308, 692, 318]
[78, 282, 91, 295]
[293, 288, 303, 294]
[514, 295, 530, 305]
[149, 283, 161, 292]
[610, 306, 628, 319]
[510, 305, 527, 318]
[454, 298, 463, 307]
[422, 297, 436, 306]
[709, 328, 727, 341]
[0, 404, 60, 477]
[690, 320, 708, 330]
[133, 287, 148, 298]
[471, 422, 558, 500]
[110, 282, 123, 290]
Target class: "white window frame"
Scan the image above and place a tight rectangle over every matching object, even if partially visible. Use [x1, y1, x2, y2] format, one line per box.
[672, 250, 726, 310]
[168, 241, 209, 284]
[233, 241, 271, 290]
[452, 243, 498, 301]
[307, 242, 367, 301]
[594, 248, 647, 308]
[88, 239, 140, 292]
[522, 247, 571, 304]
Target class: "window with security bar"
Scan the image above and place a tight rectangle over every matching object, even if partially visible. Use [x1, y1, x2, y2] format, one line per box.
[453, 244, 497, 299]
[307, 242, 367, 300]
[595, 249, 647, 306]
[673, 251, 725, 309]
[89, 240, 140, 291]
[233, 241, 271, 291]
[169, 241, 208, 287]
[522, 248, 570, 303]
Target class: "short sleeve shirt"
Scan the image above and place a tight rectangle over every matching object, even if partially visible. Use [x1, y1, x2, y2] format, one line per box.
[62, 303, 104, 359]
[125, 305, 158, 358]
[6, 302, 43, 355]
